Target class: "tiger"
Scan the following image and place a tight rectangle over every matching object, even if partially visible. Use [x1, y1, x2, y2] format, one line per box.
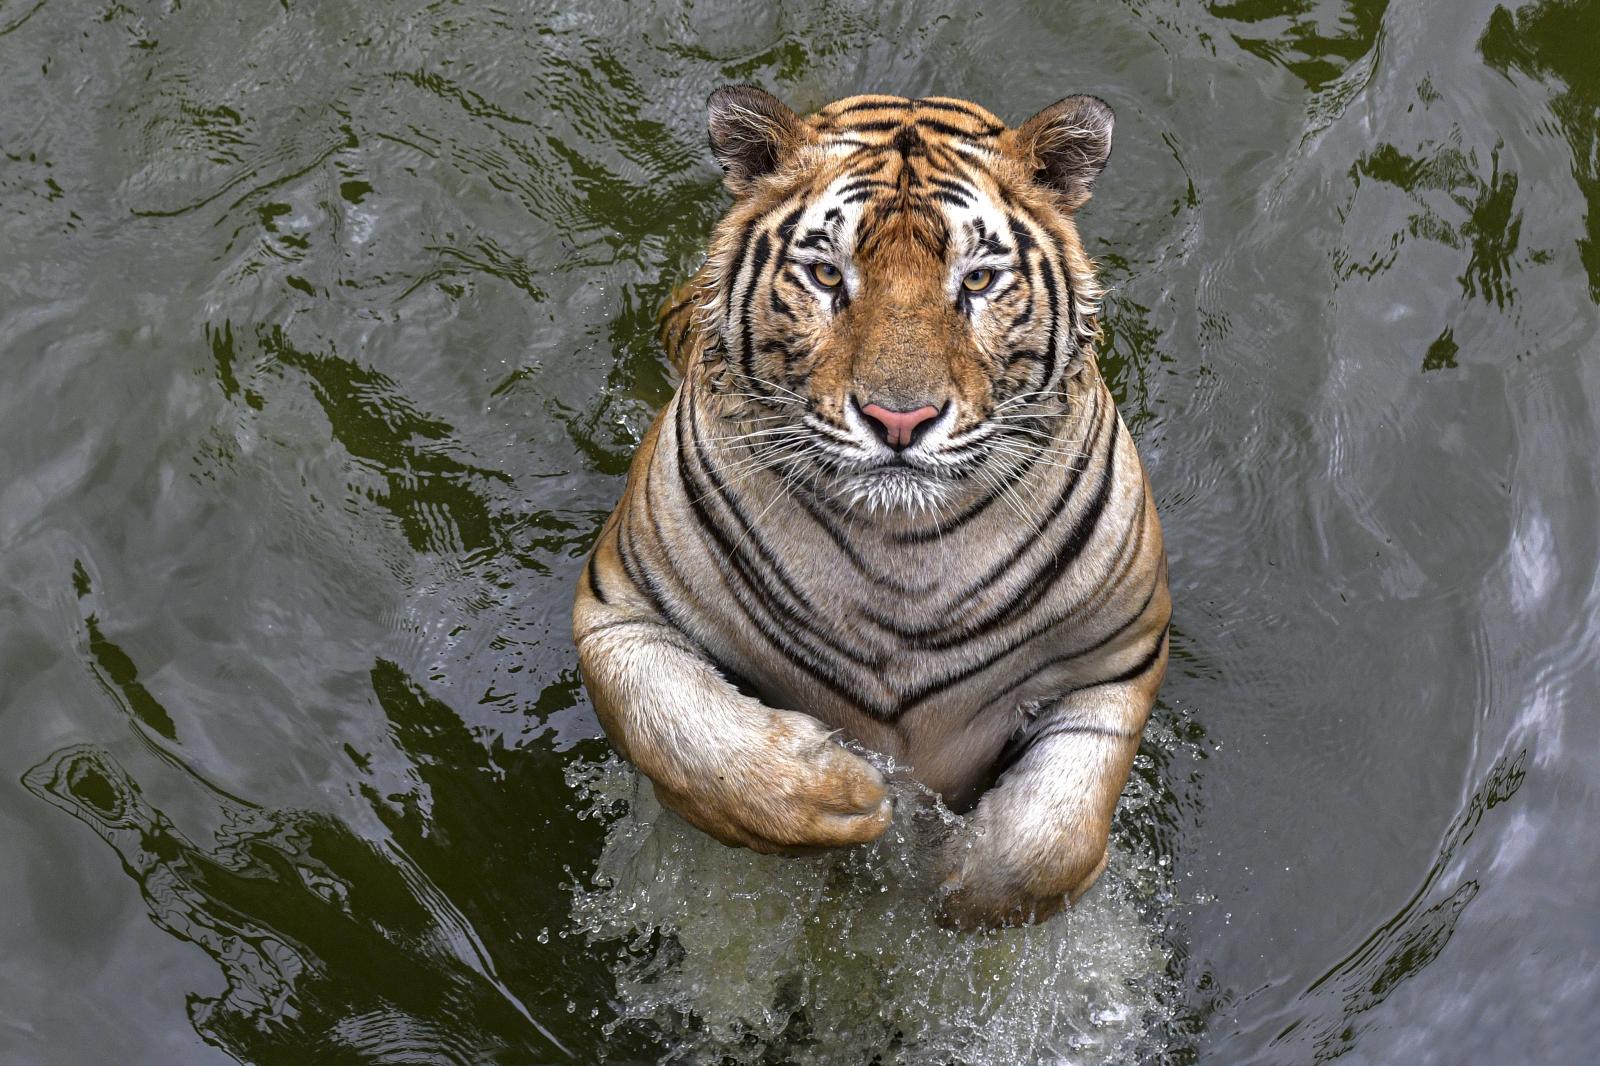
[572, 86, 1170, 930]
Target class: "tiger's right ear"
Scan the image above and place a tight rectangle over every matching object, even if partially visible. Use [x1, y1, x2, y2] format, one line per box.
[707, 85, 805, 195]
[1013, 95, 1114, 211]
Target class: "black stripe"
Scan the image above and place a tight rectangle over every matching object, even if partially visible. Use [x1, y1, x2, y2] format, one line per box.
[1009, 205, 1080, 387]
[973, 416, 1119, 629]
[676, 391, 885, 695]
[892, 126, 924, 159]
[828, 98, 913, 115]
[928, 175, 973, 198]
[886, 420, 1121, 710]
[1036, 722, 1137, 742]
[739, 231, 773, 382]
[1098, 625, 1169, 687]
[805, 417, 857, 447]
[578, 617, 664, 640]
[770, 207, 813, 329]
[1003, 197, 1079, 331]
[674, 459, 838, 686]
[992, 720, 1135, 782]
[923, 144, 985, 184]
[974, 233, 1010, 257]
[585, 560, 608, 605]
[915, 116, 1004, 139]
[769, 288, 794, 320]
[843, 119, 905, 133]
[883, 391, 1106, 629]
[788, 487, 919, 595]
[635, 417, 725, 636]
[891, 390, 1098, 547]
[988, 626, 1168, 782]
[1038, 249, 1060, 388]
[1019, 623, 1171, 720]
[721, 218, 757, 378]
[775, 204, 805, 247]
[1006, 213, 1037, 252]
[1053, 249, 1082, 361]
[981, 566, 1165, 712]
[837, 178, 892, 197]
[912, 98, 994, 119]
[894, 455, 1034, 543]
[615, 511, 675, 628]
[1007, 295, 1035, 333]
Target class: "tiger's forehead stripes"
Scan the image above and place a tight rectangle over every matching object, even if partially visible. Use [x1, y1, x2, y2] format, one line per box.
[804, 97, 1003, 193]
[772, 96, 1023, 269]
[811, 95, 1008, 142]
[788, 183, 865, 254]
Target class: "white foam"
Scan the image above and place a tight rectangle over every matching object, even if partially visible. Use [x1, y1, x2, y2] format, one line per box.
[568, 757, 1172, 1065]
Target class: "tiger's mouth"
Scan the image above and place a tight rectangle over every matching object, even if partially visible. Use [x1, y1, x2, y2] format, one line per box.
[834, 462, 953, 516]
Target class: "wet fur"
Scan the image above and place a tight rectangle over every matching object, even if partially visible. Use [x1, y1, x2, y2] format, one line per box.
[574, 90, 1170, 928]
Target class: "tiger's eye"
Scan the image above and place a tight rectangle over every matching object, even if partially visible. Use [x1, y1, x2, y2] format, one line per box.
[962, 268, 995, 293]
[811, 262, 844, 288]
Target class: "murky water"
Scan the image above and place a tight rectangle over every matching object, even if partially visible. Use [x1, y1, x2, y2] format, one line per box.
[3, 0, 1598, 1063]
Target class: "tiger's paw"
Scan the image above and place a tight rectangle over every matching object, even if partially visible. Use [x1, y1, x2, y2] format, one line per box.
[651, 710, 893, 855]
[935, 830, 1108, 931]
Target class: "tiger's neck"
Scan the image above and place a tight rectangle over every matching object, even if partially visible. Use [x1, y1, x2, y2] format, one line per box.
[677, 362, 1107, 583]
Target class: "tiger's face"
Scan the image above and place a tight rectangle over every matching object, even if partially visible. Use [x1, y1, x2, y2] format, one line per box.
[695, 89, 1114, 516]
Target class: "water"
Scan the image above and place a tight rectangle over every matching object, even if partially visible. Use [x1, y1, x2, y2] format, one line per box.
[568, 758, 1172, 1064]
[1, 0, 1597, 1063]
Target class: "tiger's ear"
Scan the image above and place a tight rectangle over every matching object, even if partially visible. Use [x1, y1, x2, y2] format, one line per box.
[1013, 95, 1114, 210]
[707, 85, 805, 194]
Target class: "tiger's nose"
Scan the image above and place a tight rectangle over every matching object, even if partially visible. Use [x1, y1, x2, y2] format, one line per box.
[859, 400, 941, 450]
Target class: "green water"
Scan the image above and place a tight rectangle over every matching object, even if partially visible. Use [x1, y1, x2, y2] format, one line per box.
[3, 0, 1598, 1063]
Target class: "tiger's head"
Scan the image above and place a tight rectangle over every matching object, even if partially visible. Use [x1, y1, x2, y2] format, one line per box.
[686, 87, 1114, 517]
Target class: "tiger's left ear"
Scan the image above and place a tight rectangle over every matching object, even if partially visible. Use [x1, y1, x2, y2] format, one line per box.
[1013, 95, 1114, 210]
[707, 85, 806, 195]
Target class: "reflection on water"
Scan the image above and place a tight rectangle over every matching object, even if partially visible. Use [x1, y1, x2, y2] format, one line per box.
[1479, 0, 1600, 299]
[1266, 750, 1525, 1061]
[37, 568, 626, 1061]
[23, 744, 548, 1063]
[84, 614, 179, 743]
[1349, 140, 1523, 309]
[257, 323, 509, 557]
[27, 588, 600, 1063]
[1207, 0, 1389, 91]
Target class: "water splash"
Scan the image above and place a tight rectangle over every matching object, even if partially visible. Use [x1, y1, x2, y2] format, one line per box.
[568, 756, 1173, 1065]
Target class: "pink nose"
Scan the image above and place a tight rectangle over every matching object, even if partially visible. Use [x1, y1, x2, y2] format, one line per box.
[860, 402, 940, 450]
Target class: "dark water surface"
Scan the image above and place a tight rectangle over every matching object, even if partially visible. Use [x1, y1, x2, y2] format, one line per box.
[3, 1, 1598, 1063]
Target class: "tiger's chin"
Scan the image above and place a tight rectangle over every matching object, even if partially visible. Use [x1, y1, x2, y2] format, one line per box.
[834, 464, 953, 518]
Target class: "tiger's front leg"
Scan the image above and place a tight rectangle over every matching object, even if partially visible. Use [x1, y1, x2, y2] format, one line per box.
[938, 639, 1167, 929]
[574, 599, 893, 854]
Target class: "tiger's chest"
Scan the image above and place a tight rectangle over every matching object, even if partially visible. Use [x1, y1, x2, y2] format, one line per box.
[651, 391, 1150, 803]
[719, 566, 1084, 693]
[682, 522, 1116, 802]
